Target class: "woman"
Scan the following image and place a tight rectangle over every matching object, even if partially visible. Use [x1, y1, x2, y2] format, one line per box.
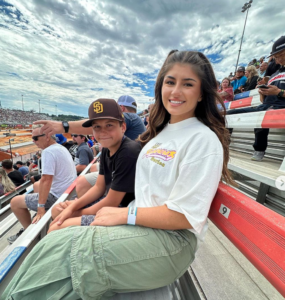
[2, 51, 234, 300]
[242, 65, 259, 92]
[0, 167, 16, 196]
[218, 77, 234, 102]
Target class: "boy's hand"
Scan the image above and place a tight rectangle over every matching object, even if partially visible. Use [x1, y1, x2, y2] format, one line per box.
[91, 207, 128, 226]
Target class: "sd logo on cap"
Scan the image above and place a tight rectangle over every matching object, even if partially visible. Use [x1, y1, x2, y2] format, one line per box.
[82, 99, 125, 128]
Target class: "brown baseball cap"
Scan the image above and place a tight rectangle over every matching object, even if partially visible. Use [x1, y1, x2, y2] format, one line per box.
[82, 98, 125, 128]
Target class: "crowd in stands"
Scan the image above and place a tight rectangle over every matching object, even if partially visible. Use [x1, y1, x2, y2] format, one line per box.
[226, 36, 285, 161]
[0, 108, 52, 125]
[1, 37, 285, 299]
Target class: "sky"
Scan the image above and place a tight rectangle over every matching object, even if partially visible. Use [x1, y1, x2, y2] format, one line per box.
[0, 0, 284, 117]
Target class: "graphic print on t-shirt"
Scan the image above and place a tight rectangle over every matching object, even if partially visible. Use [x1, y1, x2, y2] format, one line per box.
[142, 143, 176, 167]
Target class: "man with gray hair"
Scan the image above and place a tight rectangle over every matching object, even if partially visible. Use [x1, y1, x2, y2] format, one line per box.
[7, 124, 77, 244]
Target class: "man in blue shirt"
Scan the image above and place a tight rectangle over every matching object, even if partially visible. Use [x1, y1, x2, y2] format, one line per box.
[15, 161, 29, 178]
[230, 66, 247, 94]
[117, 95, 146, 140]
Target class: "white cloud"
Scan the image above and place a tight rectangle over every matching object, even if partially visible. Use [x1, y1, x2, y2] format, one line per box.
[0, 0, 284, 116]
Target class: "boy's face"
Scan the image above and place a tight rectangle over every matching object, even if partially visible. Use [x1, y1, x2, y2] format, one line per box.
[91, 119, 126, 149]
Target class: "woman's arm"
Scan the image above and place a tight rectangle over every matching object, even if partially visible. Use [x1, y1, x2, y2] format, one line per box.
[91, 205, 192, 230]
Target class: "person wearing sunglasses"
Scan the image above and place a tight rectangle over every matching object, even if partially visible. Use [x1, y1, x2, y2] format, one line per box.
[71, 134, 93, 175]
[7, 124, 77, 244]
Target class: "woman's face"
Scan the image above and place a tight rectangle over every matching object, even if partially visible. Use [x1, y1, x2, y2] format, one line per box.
[222, 79, 230, 89]
[161, 63, 202, 124]
[245, 70, 249, 77]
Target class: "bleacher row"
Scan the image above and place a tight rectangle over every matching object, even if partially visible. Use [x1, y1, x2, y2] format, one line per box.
[0, 90, 284, 299]
[0, 109, 52, 125]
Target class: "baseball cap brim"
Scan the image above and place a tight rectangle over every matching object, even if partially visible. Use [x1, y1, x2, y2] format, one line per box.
[82, 116, 124, 128]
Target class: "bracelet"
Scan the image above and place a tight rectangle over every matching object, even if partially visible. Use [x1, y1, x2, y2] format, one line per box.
[127, 207, 137, 225]
[37, 203, 45, 208]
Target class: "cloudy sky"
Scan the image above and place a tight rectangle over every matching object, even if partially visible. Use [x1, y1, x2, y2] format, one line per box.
[0, 0, 284, 117]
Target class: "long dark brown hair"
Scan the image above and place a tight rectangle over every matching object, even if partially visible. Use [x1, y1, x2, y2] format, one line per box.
[138, 50, 234, 185]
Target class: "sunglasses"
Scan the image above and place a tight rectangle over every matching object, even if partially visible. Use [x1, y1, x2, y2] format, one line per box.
[32, 134, 45, 141]
[71, 134, 84, 138]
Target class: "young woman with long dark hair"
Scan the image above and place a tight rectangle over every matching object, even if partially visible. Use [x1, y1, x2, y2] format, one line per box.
[2, 51, 234, 300]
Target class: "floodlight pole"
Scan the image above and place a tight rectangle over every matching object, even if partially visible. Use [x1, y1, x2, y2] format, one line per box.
[9, 139, 12, 160]
[22, 94, 24, 111]
[235, 2, 252, 73]
[38, 99, 41, 113]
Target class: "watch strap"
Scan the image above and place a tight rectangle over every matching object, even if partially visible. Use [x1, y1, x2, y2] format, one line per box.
[37, 203, 45, 208]
[278, 89, 284, 98]
[62, 121, 69, 133]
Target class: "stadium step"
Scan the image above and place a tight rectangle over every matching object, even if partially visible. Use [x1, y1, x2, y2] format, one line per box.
[191, 221, 283, 300]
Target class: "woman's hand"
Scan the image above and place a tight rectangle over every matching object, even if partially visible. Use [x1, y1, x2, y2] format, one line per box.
[91, 207, 128, 226]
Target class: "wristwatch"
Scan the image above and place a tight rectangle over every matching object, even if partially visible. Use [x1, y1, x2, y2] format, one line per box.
[62, 121, 69, 133]
[37, 203, 45, 208]
[277, 89, 284, 98]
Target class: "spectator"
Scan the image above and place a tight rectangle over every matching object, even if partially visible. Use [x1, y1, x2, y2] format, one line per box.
[145, 103, 154, 127]
[143, 109, 149, 126]
[55, 133, 78, 159]
[258, 62, 269, 77]
[252, 58, 260, 68]
[49, 98, 142, 231]
[72, 134, 93, 175]
[230, 66, 247, 94]
[1, 159, 25, 187]
[7, 124, 77, 243]
[28, 152, 42, 178]
[229, 72, 234, 79]
[259, 56, 265, 64]
[242, 66, 259, 92]
[0, 167, 16, 196]
[15, 161, 29, 177]
[265, 57, 281, 77]
[1, 50, 231, 299]
[218, 77, 234, 102]
[87, 137, 94, 148]
[117, 95, 146, 140]
[227, 36, 285, 161]
[216, 80, 220, 90]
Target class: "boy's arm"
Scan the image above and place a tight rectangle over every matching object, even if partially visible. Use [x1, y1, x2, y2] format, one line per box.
[50, 174, 106, 226]
[80, 189, 126, 215]
[71, 174, 106, 211]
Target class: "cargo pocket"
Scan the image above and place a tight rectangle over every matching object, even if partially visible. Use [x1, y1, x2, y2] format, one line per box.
[107, 225, 149, 240]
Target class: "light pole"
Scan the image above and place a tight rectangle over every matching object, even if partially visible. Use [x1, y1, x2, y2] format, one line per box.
[55, 105, 57, 116]
[21, 95, 24, 111]
[38, 99, 41, 113]
[235, 0, 253, 73]
[8, 138, 14, 160]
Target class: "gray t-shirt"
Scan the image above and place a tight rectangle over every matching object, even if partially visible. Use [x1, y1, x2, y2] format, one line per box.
[41, 143, 77, 198]
[74, 143, 93, 166]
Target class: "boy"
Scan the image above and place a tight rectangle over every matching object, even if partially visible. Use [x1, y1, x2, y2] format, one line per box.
[49, 98, 141, 231]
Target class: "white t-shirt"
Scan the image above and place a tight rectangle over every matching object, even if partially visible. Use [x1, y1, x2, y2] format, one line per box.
[41, 143, 77, 198]
[133, 117, 223, 244]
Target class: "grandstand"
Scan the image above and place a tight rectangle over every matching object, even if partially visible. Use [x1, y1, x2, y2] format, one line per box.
[0, 108, 52, 126]
[0, 88, 284, 299]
